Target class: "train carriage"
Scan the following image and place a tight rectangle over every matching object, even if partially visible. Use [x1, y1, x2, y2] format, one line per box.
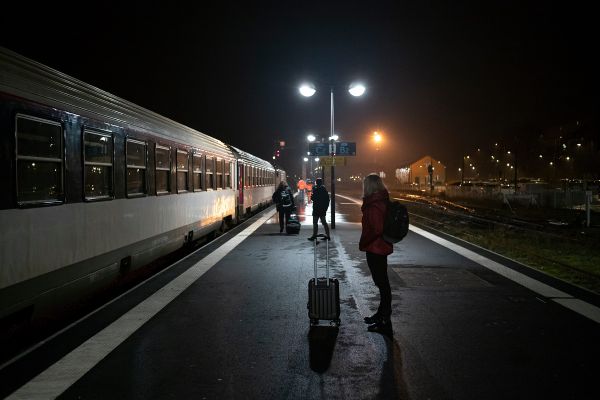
[0, 47, 280, 330]
[230, 146, 277, 219]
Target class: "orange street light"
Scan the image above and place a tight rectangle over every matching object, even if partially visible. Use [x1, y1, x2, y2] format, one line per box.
[373, 131, 382, 143]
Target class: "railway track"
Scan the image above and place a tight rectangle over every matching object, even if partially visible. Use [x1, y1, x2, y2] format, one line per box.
[389, 192, 600, 288]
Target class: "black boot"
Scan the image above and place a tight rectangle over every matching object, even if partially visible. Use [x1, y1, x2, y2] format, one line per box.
[367, 319, 393, 337]
[364, 314, 382, 325]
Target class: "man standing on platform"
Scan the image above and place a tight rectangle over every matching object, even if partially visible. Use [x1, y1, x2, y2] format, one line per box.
[308, 178, 331, 241]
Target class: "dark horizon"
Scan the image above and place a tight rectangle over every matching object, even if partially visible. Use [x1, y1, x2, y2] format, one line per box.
[2, 1, 597, 181]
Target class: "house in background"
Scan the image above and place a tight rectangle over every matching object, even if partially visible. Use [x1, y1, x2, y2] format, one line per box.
[396, 155, 446, 188]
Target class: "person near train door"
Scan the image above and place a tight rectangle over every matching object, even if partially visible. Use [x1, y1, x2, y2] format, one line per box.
[305, 179, 313, 204]
[272, 181, 295, 233]
[359, 173, 394, 337]
[307, 178, 331, 241]
[297, 178, 306, 202]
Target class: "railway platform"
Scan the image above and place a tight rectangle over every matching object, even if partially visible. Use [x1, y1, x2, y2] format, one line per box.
[1, 195, 600, 400]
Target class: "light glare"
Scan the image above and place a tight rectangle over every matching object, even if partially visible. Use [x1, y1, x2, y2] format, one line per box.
[299, 84, 316, 97]
[348, 83, 366, 97]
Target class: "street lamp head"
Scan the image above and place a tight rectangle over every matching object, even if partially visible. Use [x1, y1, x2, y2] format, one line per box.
[348, 83, 366, 97]
[303, 157, 309, 162]
[307, 134, 316, 142]
[299, 83, 316, 97]
[329, 134, 339, 141]
[373, 131, 382, 143]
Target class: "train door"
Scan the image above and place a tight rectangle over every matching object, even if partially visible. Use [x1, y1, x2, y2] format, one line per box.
[237, 162, 244, 215]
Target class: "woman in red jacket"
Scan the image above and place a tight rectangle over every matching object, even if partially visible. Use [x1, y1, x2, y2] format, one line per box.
[359, 174, 393, 336]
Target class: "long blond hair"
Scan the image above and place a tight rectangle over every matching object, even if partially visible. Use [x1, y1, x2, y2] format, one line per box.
[363, 173, 387, 197]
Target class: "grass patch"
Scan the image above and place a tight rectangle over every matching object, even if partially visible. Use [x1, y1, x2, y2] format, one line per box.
[408, 205, 600, 294]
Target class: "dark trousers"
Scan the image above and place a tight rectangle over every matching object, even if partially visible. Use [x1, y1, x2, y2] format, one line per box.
[366, 252, 391, 319]
[312, 212, 330, 237]
[278, 208, 292, 231]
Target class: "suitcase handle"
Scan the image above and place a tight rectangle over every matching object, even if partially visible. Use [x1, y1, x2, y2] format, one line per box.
[313, 234, 330, 286]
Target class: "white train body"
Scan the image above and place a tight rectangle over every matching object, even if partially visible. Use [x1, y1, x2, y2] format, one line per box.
[0, 47, 281, 324]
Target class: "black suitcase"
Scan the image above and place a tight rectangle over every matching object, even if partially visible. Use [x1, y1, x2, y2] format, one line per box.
[307, 234, 341, 326]
[286, 213, 301, 234]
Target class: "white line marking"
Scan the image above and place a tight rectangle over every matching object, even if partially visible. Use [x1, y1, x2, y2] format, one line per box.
[336, 193, 600, 324]
[552, 298, 600, 323]
[409, 225, 571, 298]
[6, 211, 276, 400]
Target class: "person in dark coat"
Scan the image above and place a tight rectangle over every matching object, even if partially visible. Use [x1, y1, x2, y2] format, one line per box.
[272, 181, 295, 233]
[308, 178, 331, 240]
[359, 173, 394, 337]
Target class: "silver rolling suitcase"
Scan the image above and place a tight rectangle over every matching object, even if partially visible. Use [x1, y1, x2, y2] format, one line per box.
[307, 234, 341, 326]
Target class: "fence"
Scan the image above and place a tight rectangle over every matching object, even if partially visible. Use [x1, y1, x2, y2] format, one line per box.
[441, 185, 593, 209]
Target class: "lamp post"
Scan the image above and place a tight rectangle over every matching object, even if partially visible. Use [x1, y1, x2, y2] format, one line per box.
[461, 155, 469, 185]
[306, 134, 316, 180]
[373, 131, 382, 173]
[302, 157, 308, 181]
[299, 82, 366, 229]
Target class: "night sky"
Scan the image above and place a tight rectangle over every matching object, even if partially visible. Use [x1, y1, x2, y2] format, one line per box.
[2, 1, 596, 180]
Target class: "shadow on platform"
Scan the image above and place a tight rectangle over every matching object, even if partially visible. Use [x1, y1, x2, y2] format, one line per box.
[378, 338, 410, 400]
[308, 325, 339, 373]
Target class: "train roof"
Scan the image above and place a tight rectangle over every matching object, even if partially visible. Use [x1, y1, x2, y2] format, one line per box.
[0, 47, 233, 159]
[229, 146, 275, 170]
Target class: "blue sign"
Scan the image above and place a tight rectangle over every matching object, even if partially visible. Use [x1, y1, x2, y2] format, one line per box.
[309, 142, 356, 156]
[308, 143, 329, 156]
[337, 142, 356, 156]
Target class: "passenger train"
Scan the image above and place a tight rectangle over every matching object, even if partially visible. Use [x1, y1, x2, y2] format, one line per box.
[0, 47, 286, 334]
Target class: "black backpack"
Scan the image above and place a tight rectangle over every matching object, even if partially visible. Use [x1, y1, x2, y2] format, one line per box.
[280, 190, 292, 207]
[313, 186, 330, 212]
[383, 200, 409, 243]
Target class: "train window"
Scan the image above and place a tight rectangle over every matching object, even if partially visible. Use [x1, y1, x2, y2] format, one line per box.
[205, 156, 215, 190]
[245, 165, 250, 188]
[192, 153, 204, 191]
[16, 115, 64, 204]
[84, 130, 113, 200]
[126, 139, 147, 196]
[176, 150, 189, 193]
[225, 161, 231, 188]
[155, 145, 171, 194]
[216, 158, 223, 189]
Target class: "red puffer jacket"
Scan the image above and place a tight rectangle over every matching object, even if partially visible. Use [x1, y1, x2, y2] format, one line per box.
[359, 189, 393, 255]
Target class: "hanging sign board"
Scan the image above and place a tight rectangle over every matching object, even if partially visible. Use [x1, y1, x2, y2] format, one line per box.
[309, 142, 357, 156]
[308, 143, 329, 156]
[336, 142, 356, 156]
[319, 156, 347, 167]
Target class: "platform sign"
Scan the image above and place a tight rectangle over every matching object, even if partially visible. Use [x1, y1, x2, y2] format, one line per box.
[308, 143, 329, 156]
[308, 142, 356, 156]
[336, 142, 356, 156]
[319, 156, 347, 167]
